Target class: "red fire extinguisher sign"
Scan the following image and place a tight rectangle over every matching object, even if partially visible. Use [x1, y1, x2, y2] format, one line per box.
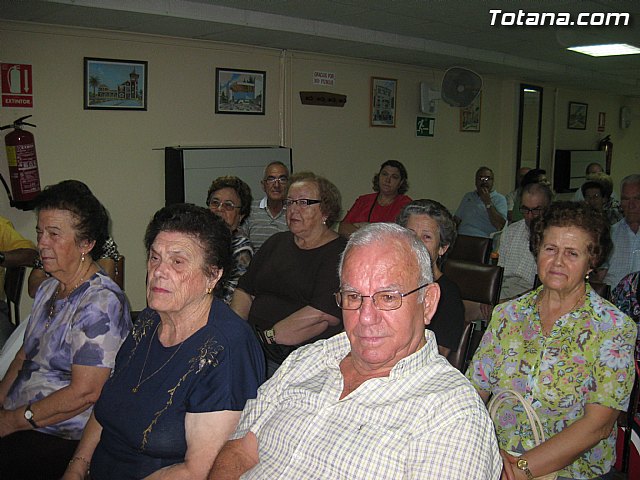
[1, 63, 33, 108]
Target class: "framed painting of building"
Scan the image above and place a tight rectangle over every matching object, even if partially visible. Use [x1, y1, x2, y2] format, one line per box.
[84, 58, 147, 110]
[370, 77, 397, 127]
[215, 68, 266, 115]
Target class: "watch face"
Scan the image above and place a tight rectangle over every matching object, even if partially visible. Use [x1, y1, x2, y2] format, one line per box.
[24, 409, 33, 420]
[517, 458, 528, 470]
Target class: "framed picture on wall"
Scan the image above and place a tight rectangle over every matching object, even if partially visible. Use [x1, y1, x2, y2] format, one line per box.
[215, 68, 266, 114]
[567, 101, 588, 129]
[84, 58, 147, 110]
[460, 93, 482, 132]
[370, 77, 397, 127]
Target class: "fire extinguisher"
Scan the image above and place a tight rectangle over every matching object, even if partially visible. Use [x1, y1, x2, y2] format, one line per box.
[0, 115, 41, 210]
[598, 134, 613, 175]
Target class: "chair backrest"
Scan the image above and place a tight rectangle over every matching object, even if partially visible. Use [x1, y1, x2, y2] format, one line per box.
[447, 234, 492, 264]
[114, 256, 125, 291]
[447, 320, 474, 372]
[4, 266, 26, 326]
[443, 259, 504, 306]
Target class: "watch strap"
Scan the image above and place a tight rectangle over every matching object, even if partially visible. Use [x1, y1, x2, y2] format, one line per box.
[24, 404, 40, 429]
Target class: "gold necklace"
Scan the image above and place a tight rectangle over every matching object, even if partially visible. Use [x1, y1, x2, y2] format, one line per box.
[45, 265, 92, 328]
[132, 323, 185, 393]
[537, 288, 586, 334]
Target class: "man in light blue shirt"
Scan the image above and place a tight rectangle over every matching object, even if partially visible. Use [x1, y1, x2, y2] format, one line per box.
[455, 166, 507, 238]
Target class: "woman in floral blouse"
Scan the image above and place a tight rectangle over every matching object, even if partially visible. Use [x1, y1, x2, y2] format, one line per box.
[467, 201, 636, 480]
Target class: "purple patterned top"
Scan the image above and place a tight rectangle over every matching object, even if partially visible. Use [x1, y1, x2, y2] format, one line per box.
[4, 272, 131, 440]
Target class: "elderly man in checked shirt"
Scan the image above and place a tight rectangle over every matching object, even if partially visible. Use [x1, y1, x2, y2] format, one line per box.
[209, 223, 501, 480]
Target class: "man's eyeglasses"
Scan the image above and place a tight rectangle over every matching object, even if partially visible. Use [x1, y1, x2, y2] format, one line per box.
[519, 206, 544, 216]
[264, 176, 289, 184]
[478, 176, 492, 182]
[208, 199, 241, 212]
[284, 199, 321, 208]
[335, 284, 428, 311]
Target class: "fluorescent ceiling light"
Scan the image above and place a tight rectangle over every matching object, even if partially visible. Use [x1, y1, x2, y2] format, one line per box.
[567, 43, 640, 57]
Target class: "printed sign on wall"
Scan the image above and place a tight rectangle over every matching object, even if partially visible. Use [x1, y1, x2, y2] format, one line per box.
[1, 63, 33, 108]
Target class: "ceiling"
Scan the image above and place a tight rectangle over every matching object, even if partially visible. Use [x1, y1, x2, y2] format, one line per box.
[2, 0, 640, 96]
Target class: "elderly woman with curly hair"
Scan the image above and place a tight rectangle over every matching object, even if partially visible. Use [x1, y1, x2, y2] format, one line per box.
[338, 160, 412, 237]
[232, 172, 347, 377]
[206, 176, 253, 304]
[467, 201, 636, 480]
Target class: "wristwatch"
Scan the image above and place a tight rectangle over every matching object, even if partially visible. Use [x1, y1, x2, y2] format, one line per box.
[264, 328, 276, 344]
[516, 458, 534, 480]
[24, 404, 39, 429]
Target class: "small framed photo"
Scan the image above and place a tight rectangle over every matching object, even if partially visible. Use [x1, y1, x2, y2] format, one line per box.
[84, 58, 147, 110]
[567, 101, 588, 130]
[370, 77, 397, 127]
[215, 68, 266, 115]
[460, 93, 482, 132]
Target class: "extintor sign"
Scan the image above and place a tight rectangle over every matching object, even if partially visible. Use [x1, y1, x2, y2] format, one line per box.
[1, 63, 33, 108]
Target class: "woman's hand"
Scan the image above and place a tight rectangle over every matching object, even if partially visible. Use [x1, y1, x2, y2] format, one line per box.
[499, 450, 519, 480]
[0, 407, 23, 437]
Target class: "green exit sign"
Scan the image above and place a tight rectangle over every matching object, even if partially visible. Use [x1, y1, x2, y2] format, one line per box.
[416, 116, 435, 137]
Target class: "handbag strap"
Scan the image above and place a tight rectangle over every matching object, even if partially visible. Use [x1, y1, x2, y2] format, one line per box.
[488, 390, 547, 445]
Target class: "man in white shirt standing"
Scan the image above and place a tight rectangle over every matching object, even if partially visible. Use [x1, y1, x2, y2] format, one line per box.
[498, 182, 553, 300]
[244, 161, 289, 251]
[603, 174, 640, 287]
[209, 223, 502, 480]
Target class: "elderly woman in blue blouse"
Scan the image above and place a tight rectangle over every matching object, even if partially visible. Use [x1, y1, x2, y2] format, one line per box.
[0, 180, 131, 480]
[63, 204, 265, 480]
[207, 176, 254, 304]
[467, 202, 636, 480]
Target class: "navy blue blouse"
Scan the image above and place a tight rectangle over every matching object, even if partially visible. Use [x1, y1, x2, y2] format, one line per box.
[91, 300, 265, 479]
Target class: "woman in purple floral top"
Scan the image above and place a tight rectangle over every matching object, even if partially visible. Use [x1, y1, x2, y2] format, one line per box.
[467, 202, 636, 480]
[0, 180, 131, 480]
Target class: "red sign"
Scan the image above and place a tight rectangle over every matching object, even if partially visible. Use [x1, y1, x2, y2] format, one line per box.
[1, 63, 33, 108]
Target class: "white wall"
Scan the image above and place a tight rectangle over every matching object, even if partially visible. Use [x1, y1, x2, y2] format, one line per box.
[1, 21, 638, 312]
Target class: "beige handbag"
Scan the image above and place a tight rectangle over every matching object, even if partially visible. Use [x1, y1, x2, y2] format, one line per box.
[487, 389, 558, 480]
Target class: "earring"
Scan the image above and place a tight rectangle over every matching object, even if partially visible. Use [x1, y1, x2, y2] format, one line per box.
[322, 218, 327, 225]
[206, 287, 213, 295]
[584, 271, 590, 282]
[81, 252, 85, 263]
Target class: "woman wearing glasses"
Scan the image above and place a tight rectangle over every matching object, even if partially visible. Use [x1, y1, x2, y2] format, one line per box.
[207, 176, 253, 304]
[231, 172, 347, 377]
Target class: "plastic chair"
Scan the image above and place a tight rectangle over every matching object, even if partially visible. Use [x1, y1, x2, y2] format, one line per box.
[447, 234, 492, 264]
[443, 259, 504, 372]
[4, 266, 26, 326]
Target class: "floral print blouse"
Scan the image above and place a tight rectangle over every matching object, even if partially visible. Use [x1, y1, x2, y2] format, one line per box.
[466, 285, 637, 479]
[612, 271, 640, 360]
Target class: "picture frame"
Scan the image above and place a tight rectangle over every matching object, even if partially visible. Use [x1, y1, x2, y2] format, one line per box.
[370, 77, 397, 127]
[84, 57, 147, 110]
[460, 93, 482, 132]
[567, 101, 588, 130]
[215, 68, 266, 115]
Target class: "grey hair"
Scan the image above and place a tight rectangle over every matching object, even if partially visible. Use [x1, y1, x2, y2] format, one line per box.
[621, 173, 640, 190]
[522, 181, 554, 205]
[338, 223, 433, 301]
[262, 161, 289, 179]
[396, 199, 457, 251]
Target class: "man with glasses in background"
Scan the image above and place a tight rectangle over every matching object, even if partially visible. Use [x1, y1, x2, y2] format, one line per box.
[498, 182, 553, 300]
[454, 166, 507, 238]
[210, 223, 501, 479]
[244, 161, 290, 251]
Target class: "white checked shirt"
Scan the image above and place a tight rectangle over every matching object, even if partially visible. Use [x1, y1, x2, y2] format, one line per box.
[498, 219, 537, 300]
[605, 219, 640, 288]
[233, 331, 502, 480]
